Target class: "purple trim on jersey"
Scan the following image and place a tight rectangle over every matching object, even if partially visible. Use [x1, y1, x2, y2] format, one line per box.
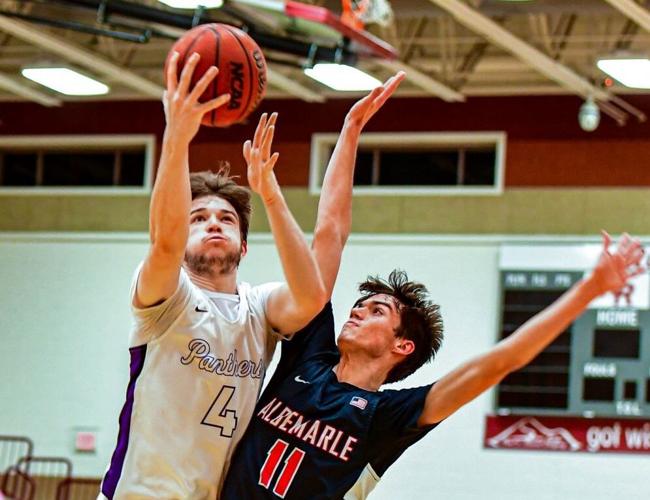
[101, 344, 147, 499]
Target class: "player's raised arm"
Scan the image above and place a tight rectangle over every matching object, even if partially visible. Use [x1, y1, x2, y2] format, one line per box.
[312, 72, 405, 298]
[244, 112, 327, 334]
[135, 52, 230, 308]
[418, 232, 646, 426]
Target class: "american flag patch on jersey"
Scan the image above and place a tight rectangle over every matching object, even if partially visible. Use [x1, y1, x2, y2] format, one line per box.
[349, 396, 367, 410]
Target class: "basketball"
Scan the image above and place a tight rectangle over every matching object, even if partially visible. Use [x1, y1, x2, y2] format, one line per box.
[164, 23, 267, 128]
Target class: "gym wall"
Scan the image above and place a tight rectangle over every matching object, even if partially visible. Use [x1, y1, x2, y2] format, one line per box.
[0, 233, 646, 500]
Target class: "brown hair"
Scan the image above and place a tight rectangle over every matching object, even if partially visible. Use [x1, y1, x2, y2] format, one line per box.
[358, 270, 443, 384]
[190, 165, 252, 242]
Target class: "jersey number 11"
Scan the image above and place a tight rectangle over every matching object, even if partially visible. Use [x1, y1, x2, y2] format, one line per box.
[259, 439, 306, 498]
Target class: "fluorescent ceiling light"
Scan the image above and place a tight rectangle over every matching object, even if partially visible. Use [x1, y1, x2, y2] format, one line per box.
[158, 0, 224, 8]
[597, 58, 650, 89]
[304, 63, 381, 91]
[22, 68, 109, 96]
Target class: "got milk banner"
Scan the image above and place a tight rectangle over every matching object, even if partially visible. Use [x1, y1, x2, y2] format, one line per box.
[484, 415, 650, 454]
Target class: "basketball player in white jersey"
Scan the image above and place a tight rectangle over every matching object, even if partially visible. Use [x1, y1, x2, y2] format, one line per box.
[99, 52, 327, 499]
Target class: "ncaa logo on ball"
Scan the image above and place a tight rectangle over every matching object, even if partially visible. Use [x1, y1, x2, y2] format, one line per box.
[228, 61, 245, 110]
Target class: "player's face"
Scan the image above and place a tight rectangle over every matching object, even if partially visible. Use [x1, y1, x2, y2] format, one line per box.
[185, 195, 247, 275]
[338, 294, 402, 357]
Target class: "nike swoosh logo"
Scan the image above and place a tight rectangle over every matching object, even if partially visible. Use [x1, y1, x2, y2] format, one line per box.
[294, 375, 310, 385]
[195, 305, 208, 313]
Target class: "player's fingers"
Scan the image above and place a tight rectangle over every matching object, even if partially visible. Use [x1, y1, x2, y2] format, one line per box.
[267, 112, 278, 129]
[627, 265, 646, 279]
[355, 86, 383, 111]
[601, 230, 612, 254]
[178, 52, 200, 96]
[625, 247, 646, 267]
[365, 86, 383, 108]
[253, 113, 268, 149]
[166, 51, 180, 94]
[251, 145, 261, 162]
[261, 125, 275, 159]
[618, 232, 632, 253]
[619, 237, 642, 263]
[243, 140, 252, 163]
[375, 74, 403, 106]
[383, 71, 405, 95]
[264, 152, 280, 172]
[189, 66, 219, 103]
[198, 93, 230, 114]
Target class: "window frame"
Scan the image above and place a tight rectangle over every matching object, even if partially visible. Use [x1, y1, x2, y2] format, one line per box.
[0, 134, 155, 196]
[309, 131, 506, 196]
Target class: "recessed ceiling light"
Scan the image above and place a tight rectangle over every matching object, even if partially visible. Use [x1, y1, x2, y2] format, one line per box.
[597, 58, 650, 89]
[158, 0, 224, 8]
[21, 67, 109, 96]
[304, 63, 381, 91]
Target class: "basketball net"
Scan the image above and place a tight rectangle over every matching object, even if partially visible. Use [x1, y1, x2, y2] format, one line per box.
[341, 0, 394, 30]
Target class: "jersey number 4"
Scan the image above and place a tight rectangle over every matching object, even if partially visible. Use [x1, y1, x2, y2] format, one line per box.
[259, 439, 305, 498]
[201, 385, 238, 437]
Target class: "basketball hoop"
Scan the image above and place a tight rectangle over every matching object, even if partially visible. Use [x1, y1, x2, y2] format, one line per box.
[341, 0, 368, 31]
[341, 0, 394, 30]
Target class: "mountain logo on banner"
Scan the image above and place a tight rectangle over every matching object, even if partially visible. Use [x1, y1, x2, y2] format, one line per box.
[487, 417, 582, 451]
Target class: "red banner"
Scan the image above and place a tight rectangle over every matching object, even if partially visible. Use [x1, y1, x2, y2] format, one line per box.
[484, 415, 650, 454]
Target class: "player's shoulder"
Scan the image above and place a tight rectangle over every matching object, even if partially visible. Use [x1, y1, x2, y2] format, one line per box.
[377, 383, 434, 402]
[240, 281, 281, 299]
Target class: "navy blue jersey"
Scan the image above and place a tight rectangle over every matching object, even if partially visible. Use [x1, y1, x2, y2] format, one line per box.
[221, 304, 438, 499]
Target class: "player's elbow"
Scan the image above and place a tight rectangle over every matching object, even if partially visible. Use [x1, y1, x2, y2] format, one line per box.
[492, 344, 530, 376]
[314, 215, 349, 248]
[473, 346, 522, 385]
[304, 279, 329, 314]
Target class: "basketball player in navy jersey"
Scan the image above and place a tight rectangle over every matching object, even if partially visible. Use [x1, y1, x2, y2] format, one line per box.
[99, 52, 328, 499]
[220, 79, 646, 497]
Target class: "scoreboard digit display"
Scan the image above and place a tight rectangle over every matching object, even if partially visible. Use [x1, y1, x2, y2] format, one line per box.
[497, 245, 650, 418]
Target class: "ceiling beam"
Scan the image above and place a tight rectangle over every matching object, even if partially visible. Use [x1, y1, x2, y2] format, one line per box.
[0, 14, 163, 99]
[426, 0, 610, 101]
[266, 67, 325, 103]
[377, 59, 465, 102]
[602, 0, 650, 33]
[0, 71, 62, 106]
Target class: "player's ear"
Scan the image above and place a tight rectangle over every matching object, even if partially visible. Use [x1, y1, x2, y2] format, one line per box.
[241, 240, 248, 258]
[393, 339, 414, 356]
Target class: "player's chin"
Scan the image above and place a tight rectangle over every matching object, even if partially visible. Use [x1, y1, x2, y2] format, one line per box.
[338, 328, 356, 344]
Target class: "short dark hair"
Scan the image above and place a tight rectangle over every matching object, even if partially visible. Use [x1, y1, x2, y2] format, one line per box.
[190, 165, 252, 242]
[358, 269, 443, 384]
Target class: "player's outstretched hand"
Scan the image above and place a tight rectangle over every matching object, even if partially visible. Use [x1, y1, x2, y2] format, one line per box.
[344, 71, 406, 131]
[244, 112, 280, 204]
[590, 231, 645, 296]
[163, 51, 231, 144]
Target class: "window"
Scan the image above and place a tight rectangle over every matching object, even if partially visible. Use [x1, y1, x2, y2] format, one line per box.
[0, 135, 154, 194]
[310, 132, 505, 195]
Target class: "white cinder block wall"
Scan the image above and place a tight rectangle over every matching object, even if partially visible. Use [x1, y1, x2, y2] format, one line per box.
[0, 234, 645, 499]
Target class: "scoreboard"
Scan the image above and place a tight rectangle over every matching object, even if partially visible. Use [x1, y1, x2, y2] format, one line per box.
[497, 245, 650, 418]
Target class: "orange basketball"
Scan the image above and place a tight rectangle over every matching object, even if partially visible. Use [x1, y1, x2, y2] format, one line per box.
[164, 23, 267, 128]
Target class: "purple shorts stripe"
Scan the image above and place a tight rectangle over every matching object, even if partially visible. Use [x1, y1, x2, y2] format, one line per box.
[101, 344, 147, 499]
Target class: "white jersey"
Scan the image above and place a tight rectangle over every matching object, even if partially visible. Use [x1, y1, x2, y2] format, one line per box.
[100, 265, 283, 499]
